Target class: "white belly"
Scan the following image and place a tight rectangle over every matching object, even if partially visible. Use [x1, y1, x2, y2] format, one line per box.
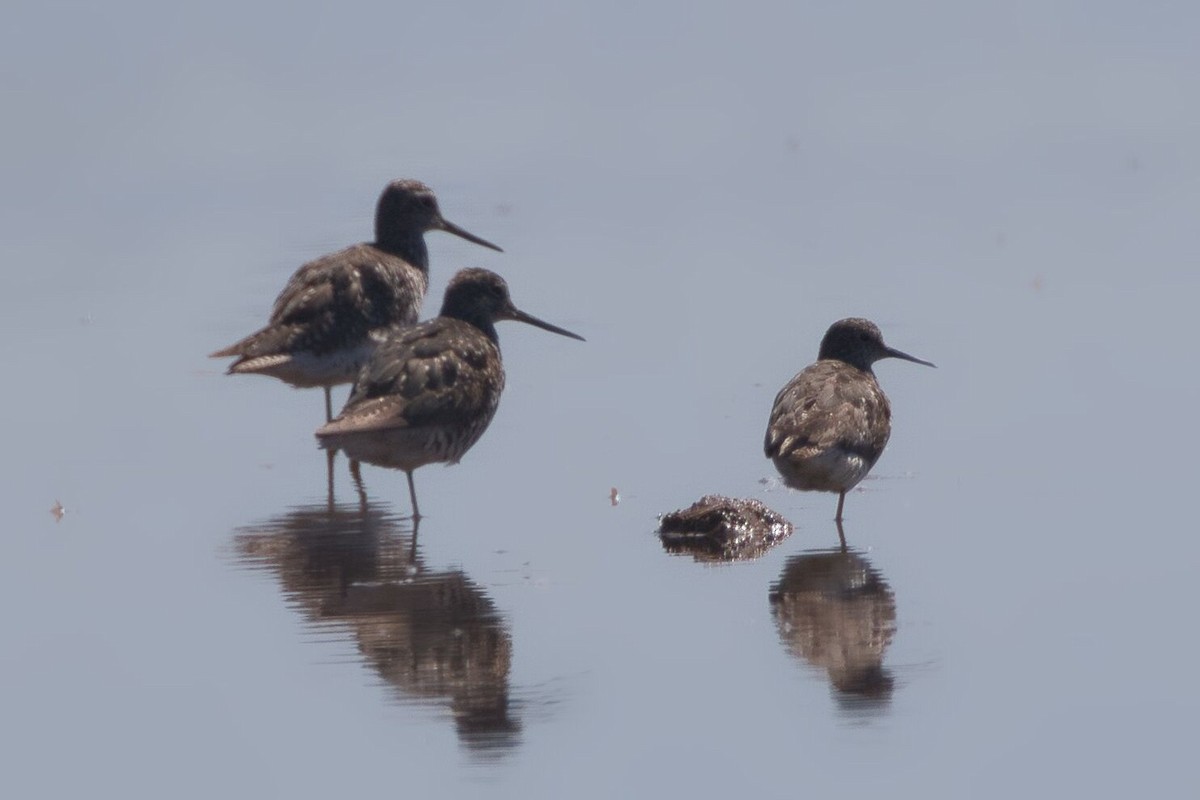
[236, 341, 377, 388]
[773, 447, 874, 493]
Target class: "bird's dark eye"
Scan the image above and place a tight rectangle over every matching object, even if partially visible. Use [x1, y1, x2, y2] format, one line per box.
[419, 195, 436, 208]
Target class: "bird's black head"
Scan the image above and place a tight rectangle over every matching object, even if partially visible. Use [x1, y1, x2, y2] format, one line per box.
[375, 179, 441, 232]
[375, 179, 502, 253]
[817, 318, 934, 372]
[441, 268, 584, 344]
[441, 268, 513, 320]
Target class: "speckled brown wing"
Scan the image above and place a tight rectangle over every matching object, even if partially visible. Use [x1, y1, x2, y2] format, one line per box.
[319, 318, 504, 435]
[764, 361, 892, 466]
[213, 243, 426, 361]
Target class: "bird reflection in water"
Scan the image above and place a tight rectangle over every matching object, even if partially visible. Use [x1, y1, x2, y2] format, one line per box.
[231, 502, 520, 756]
[768, 527, 897, 714]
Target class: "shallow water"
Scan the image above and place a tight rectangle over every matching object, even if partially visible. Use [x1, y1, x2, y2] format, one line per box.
[4, 2, 1200, 797]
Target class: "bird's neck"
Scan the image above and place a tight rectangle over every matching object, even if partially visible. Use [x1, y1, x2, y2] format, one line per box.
[441, 306, 500, 346]
[825, 356, 876, 376]
[375, 228, 429, 272]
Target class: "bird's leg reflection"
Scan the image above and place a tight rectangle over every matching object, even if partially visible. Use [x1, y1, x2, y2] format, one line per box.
[325, 448, 337, 509]
[350, 459, 368, 508]
[409, 513, 420, 564]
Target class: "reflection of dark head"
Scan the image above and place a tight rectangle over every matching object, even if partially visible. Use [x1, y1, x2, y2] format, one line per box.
[455, 690, 522, 755]
[769, 550, 897, 711]
[832, 664, 895, 711]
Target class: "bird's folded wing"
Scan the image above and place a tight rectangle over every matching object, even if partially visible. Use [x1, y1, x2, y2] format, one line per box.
[322, 320, 502, 434]
[765, 362, 889, 461]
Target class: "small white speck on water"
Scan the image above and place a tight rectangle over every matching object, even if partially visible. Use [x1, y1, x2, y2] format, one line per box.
[50, 500, 65, 522]
[758, 476, 784, 491]
[610, 487, 620, 506]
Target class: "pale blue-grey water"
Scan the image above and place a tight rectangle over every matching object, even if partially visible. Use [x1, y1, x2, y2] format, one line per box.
[3, 2, 1198, 797]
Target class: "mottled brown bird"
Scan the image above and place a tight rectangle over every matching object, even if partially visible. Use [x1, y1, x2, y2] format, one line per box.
[316, 268, 583, 519]
[211, 180, 502, 422]
[765, 318, 934, 522]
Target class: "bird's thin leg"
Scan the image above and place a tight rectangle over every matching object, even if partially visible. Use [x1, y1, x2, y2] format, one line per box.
[406, 470, 421, 521]
[835, 518, 848, 552]
[350, 459, 367, 508]
[835, 491, 846, 523]
[323, 387, 333, 423]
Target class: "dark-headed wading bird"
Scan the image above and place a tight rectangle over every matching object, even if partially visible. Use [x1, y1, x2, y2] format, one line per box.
[765, 318, 934, 522]
[210, 180, 502, 422]
[316, 268, 584, 519]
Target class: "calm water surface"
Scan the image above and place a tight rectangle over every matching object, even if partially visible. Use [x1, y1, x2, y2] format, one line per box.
[3, 2, 1199, 797]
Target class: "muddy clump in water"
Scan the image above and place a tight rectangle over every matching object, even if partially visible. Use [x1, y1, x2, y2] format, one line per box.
[658, 495, 793, 562]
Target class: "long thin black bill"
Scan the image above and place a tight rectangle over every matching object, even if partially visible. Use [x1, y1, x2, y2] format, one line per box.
[507, 307, 585, 341]
[886, 346, 936, 368]
[441, 218, 504, 253]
